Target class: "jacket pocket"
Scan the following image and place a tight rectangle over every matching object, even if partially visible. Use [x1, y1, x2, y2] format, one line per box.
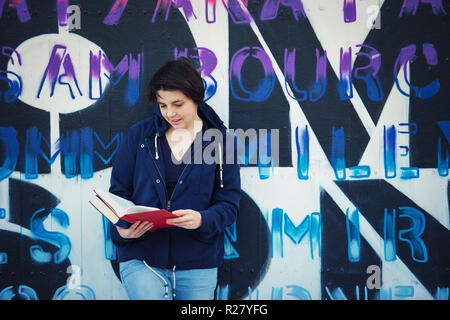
[189, 229, 217, 244]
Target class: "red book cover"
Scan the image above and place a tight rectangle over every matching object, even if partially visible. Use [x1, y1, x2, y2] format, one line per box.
[120, 210, 179, 231]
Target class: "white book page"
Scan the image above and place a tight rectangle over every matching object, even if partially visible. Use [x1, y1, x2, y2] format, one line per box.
[89, 197, 119, 224]
[94, 189, 135, 217]
[125, 205, 160, 215]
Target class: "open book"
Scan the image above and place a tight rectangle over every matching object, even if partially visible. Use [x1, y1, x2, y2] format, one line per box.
[89, 189, 178, 231]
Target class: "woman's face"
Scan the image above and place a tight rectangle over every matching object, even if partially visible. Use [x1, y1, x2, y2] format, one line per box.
[157, 89, 200, 131]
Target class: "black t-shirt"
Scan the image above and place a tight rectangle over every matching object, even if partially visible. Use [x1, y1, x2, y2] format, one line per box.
[160, 135, 188, 200]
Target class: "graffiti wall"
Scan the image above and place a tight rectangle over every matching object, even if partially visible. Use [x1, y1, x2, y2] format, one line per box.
[0, 0, 449, 300]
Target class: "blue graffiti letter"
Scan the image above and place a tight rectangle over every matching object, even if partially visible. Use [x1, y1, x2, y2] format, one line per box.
[346, 207, 360, 262]
[398, 206, 428, 263]
[230, 46, 275, 102]
[0, 127, 18, 181]
[394, 44, 440, 99]
[30, 208, 71, 264]
[354, 45, 383, 102]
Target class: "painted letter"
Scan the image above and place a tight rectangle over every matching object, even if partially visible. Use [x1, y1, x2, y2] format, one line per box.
[384, 208, 397, 261]
[437, 121, 450, 177]
[0, 0, 30, 22]
[0, 126, 18, 182]
[343, 0, 356, 23]
[103, 0, 128, 25]
[295, 125, 309, 180]
[383, 125, 396, 178]
[354, 45, 383, 101]
[399, 0, 446, 17]
[394, 44, 440, 99]
[0, 70, 22, 103]
[25, 127, 62, 179]
[339, 47, 353, 100]
[230, 46, 275, 102]
[222, 0, 251, 24]
[271, 208, 283, 258]
[398, 206, 428, 263]
[30, 208, 71, 264]
[331, 126, 346, 180]
[284, 48, 327, 101]
[260, 0, 306, 21]
[346, 207, 360, 262]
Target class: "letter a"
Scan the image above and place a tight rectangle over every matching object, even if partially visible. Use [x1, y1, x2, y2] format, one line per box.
[366, 265, 381, 290]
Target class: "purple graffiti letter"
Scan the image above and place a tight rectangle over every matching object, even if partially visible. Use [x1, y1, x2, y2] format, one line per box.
[230, 46, 275, 102]
[205, 0, 217, 23]
[193, 47, 217, 77]
[343, 0, 356, 23]
[37, 45, 66, 98]
[127, 53, 141, 105]
[174, 47, 218, 101]
[310, 48, 327, 101]
[152, 0, 172, 22]
[173, 0, 197, 21]
[354, 44, 383, 101]
[37, 45, 82, 99]
[102, 53, 129, 85]
[222, 0, 251, 24]
[284, 48, 307, 101]
[339, 47, 353, 100]
[394, 44, 440, 98]
[0, 0, 30, 22]
[59, 53, 83, 99]
[399, 0, 446, 17]
[57, 0, 68, 26]
[89, 50, 102, 100]
[2, 46, 22, 66]
[260, 0, 306, 21]
[103, 0, 128, 25]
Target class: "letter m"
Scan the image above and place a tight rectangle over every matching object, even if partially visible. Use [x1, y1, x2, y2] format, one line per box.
[284, 212, 321, 259]
[94, 131, 122, 165]
[25, 127, 62, 179]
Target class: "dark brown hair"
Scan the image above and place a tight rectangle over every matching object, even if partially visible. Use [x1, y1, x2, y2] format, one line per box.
[146, 57, 205, 107]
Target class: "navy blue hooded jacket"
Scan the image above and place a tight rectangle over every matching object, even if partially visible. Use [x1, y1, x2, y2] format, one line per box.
[108, 102, 241, 270]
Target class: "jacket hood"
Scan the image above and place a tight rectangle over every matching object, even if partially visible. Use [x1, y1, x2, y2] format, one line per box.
[151, 102, 226, 137]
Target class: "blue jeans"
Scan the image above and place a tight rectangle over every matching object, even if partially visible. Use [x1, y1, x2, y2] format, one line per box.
[119, 259, 218, 300]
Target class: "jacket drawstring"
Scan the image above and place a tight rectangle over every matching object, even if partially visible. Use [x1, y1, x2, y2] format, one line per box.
[143, 260, 169, 298]
[218, 143, 224, 188]
[172, 265, 176, 297]
[154, 135, 159, 159]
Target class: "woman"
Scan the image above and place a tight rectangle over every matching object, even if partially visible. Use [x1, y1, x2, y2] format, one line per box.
[108, 57, 241, 300]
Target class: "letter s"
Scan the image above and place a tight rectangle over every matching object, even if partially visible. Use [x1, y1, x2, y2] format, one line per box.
[30, 208, 71, 264]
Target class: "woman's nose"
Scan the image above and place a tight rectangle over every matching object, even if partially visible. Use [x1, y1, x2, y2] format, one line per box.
[167, 107, 176, 117]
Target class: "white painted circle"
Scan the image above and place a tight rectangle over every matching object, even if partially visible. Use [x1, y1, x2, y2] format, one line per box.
[7, 32, 110, 114]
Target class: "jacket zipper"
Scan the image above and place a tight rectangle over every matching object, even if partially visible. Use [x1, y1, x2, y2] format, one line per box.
[166, 163, 189, 211]
[145, 137, 169, 207]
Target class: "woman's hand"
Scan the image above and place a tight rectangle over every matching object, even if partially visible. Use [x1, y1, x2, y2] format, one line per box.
[167, 209, 202, 229]
[116, 221, 154, 239]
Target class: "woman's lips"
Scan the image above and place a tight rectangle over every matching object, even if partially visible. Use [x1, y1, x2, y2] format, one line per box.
[169, 119, 181, 125]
